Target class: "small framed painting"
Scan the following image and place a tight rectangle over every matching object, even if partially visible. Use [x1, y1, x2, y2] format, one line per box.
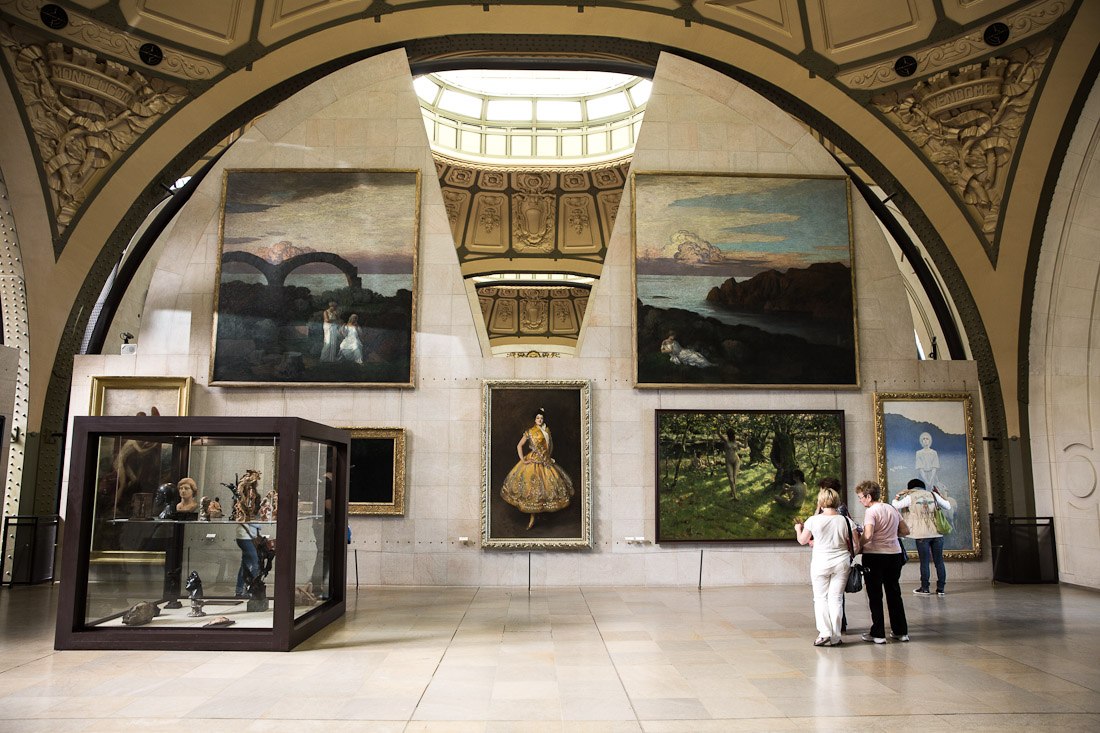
[346, 428, 407, 516]
[89, 376, 193, 417]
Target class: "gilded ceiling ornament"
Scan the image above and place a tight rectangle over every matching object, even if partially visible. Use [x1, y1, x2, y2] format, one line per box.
[520, 297, 549, 332]
[441, 189, 465, 229]
[565, 196, 591, 235]
[0, 27, 188, 233]
[512, 173, 556, 252]
[872, 39, 1051, 248]
[838, 0, 1067, 91]
[0, 0, 224, 80]
[478, 203, 501, 234]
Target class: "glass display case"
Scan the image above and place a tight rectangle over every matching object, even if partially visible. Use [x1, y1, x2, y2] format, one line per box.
[56, 417, 348, 651]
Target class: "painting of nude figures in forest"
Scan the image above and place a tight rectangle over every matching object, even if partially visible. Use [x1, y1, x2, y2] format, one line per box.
[632, 172, 858, 388]
[212, 169, 420, 385]
[655, 409, 846, 542]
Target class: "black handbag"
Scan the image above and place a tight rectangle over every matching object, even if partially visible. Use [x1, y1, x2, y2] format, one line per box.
[844, 519, 864, 593]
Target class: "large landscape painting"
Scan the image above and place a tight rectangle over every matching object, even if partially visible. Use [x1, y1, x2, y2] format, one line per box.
[212, 169, 420, 385]
[656, 409, 846, 542]
[633, 173, 857, 387]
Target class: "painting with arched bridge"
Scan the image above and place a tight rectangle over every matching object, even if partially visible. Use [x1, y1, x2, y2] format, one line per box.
[213, 169, 420, 385]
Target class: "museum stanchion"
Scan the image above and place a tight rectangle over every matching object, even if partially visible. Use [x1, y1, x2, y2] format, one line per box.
[0, 515, 60, 586]
[989, 515, 1058, 584]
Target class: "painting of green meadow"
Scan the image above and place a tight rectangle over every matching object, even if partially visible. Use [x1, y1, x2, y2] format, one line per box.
[655, 410, 846, 542]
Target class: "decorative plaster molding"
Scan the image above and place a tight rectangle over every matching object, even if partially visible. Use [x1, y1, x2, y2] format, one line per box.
[0, 0, 224, 80]
[0, 23, 188, 233]
[871, 38, 1051, 251]
[837, 0, 1067, 91]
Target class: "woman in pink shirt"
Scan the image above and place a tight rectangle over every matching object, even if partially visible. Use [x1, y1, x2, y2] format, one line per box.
[855, 480, 910, 644]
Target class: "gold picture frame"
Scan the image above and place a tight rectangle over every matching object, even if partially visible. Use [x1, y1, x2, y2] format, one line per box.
[873, 391, 981, 560]
[345, 428, 407, 516]
[89, 376, 193, 417]
[482, 380, 592, 549]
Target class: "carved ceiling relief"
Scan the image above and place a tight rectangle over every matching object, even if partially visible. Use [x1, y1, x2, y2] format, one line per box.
[435, 157, 629, 263]
[478, 285, 590, 345]
[872, 38, 1051, 253]
[0, 24, 188, 237]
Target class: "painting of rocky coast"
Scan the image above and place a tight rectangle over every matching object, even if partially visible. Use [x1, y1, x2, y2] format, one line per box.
[632, 173, 858, 387]
[212, 169, 420, 385]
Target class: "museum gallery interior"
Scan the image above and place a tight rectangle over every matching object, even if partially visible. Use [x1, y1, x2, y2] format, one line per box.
[0, 0, 1098, 729]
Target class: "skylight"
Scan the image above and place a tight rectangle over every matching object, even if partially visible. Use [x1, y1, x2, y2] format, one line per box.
[417, 69, 648, 164]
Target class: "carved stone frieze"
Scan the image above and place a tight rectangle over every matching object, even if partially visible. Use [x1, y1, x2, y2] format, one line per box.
[839, 0, 1066, 91]
[512, 191, 556, 252]
[0, 0, 224, 80]
[0, 23, 188, 233]
[872, 39, 1051, 249]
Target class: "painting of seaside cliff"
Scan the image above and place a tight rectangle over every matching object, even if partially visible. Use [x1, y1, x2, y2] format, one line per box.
[632, 173, 857, 388]
[212, 169, 420, 385]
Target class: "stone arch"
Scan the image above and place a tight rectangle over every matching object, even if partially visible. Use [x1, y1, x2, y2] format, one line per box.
[220, 251, 359, 288]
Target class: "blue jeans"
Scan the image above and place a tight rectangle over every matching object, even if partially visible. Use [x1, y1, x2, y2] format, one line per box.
[236, 538, 260, 596]
[915, 536, 946, 592]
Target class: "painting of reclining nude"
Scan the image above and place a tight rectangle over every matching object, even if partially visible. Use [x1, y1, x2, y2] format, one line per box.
[632, 173, 858, 388]
[655, 409, 846, 542]
[212, 169, 420, 385]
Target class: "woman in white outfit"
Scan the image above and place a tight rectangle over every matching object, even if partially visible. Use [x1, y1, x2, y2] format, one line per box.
[794, 487, 861, 646]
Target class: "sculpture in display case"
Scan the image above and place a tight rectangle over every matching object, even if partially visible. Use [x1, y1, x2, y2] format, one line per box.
[56, 416, 349, 651]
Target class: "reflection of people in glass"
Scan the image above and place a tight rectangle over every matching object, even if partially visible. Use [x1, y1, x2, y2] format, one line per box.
[501, 408, 574, 529]
[915, 432, 940, 489]
[235, 522, 260, 598]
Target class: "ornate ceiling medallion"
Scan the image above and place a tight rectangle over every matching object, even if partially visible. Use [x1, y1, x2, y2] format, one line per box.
[872, 38, 1051, 254]
[0, 24, 188, 237]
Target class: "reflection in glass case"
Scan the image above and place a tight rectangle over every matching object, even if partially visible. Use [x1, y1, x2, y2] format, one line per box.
[56, 417, 348, 651]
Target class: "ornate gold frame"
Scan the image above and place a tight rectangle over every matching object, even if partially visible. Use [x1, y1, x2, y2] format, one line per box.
[210, 168, 421, 387]
[345, 427, 407, 516]
[481, 379, 592, 550]
[89, 376, 193, 416]
[631, 171, 859, 389]
[872, 391, 981, 560]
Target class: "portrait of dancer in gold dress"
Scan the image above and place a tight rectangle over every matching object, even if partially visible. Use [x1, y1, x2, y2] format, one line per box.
[501, 408, 575, 529]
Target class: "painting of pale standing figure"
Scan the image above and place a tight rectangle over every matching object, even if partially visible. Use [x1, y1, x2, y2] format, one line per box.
[873, 392, 981, 559]
[632, 173, 857, 387]
[212, 169, 420, 385]
[482, 380, 591, 549]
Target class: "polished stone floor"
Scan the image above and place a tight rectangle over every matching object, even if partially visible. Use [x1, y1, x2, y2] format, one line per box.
[1, 581, 1098, 731]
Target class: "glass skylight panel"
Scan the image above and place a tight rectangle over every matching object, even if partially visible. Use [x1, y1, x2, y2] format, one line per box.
[437, 124, 457, 148]
[485, 134, 507, 156]
[628, 80, 652, 106]
[460, 130, 482, 154]
[561, 135, 583, 157]
[413, 76, 440, 103]
[438, 89, 482, 117]
[586, 132, 607, 155]
[486, 99, 533, 121]
[511, 136, 532, 156]
[586, 93, 630, 120]
[536, 136, 557, 156]
[536, 100, 583, 122]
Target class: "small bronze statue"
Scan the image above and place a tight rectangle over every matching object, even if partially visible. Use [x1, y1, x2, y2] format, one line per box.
[185, 570, 205, 617]
[154, 482, 179, 520]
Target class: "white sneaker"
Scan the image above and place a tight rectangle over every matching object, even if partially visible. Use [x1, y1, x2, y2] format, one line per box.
[861, 633, 886, 644]
[890, 633, 910, 642]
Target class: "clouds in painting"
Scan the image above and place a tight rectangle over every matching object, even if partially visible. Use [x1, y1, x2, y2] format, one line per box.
[221, 170, 417, 273]
[635, 175, 850, 277]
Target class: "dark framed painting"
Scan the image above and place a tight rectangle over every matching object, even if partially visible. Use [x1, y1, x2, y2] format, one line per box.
[211, 169, 420, 386]
[655, 409, 846, 542]
[346, 428, 406, 516]
[482, 380, 591, 549]
[873, 392, 981, 559]
[632, 172, 858, 388]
